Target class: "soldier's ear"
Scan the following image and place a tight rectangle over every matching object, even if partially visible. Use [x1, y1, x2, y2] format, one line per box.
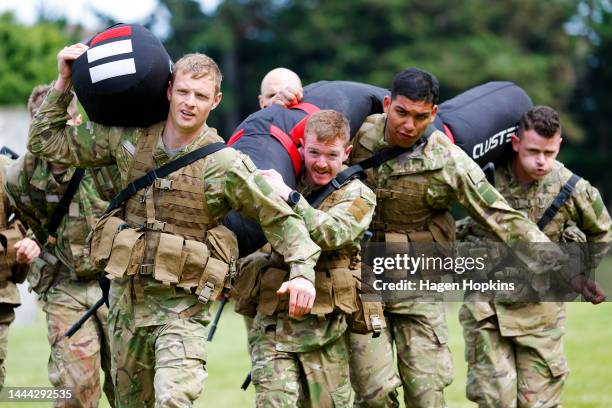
[383, 95, 391, 113]
[343, 144, 353, 161]
[429, 105, 438, 123]
[211, 92, 223, 110]
[166, 80, 173, 101]
[511, 134, 521, 152]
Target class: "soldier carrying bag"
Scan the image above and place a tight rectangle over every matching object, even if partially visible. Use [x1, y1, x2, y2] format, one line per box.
[65, 142, 228, 338]
[91, 142, 229, 300]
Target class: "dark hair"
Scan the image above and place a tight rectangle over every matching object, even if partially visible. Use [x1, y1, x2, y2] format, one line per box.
[518, 105, 561, 139]
[391, 68, 439, 104]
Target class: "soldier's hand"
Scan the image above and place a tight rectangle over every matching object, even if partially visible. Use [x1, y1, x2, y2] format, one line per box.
[14, 238, 40, 264]
[572, 275, 606, 304]
[56, 43, 88, 92]
[277, 276, 316, 318]
[259, 169, 292, 201]
[271, 86, 303, 108]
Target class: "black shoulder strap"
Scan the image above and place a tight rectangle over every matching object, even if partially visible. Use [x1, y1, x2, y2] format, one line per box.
[45, 168, 85, 237]
[537, 173, 581, 229]
[305, 124, 436, 209]
[106, 142, 226, 213]
[306, 166, 364, 209]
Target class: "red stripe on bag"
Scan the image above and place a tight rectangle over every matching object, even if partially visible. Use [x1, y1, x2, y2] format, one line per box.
[91, 26, 133, 46]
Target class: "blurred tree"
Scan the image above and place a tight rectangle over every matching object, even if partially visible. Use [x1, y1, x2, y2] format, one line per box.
[566, 0, 612, 206]
[152, 0, 584, 141]
[0, 12, 78, 105]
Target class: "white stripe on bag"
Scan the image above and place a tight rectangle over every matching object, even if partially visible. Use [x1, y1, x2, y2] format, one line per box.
[89, 58, 136, 83]
[87, 39, 133, 63]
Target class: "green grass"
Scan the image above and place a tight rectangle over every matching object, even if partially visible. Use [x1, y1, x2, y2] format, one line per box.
[3, 256, 612, 407]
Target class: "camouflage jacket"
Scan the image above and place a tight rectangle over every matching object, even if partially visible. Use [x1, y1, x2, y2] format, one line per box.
[267, 174, 376, 353]
[350, 113, 565, 313]
[28, 84, 321, 327]
[4, 152, 120, 281]
[0, 155, 23, 305]
[463, 160, 612, 335]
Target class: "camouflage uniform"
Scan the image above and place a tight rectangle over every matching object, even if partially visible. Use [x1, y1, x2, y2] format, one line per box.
[459, 160, 612, 408]
[348, 113, 563, 408]
[246, 175, 375, 407]
[0, 155, 27, 391]
[4, 151, 119, 407]
[28, 84, 321, 407]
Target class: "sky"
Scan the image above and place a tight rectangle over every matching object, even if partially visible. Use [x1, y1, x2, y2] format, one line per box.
[0, 0, 219, 30]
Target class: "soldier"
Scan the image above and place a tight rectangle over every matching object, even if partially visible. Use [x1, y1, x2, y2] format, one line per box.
[236, 109, 375, 406]
[258, 67, 303, 109]
[28, 43, 320, 407]
[348, 68, 566, 407]
[0, 154, 40, 391]
[4, 84, 119, 406]
[250, 71, 400, 406]
[458, 106, 611, 407]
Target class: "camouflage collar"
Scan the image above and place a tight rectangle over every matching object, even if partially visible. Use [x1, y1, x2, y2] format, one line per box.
[153, 123, 211, 165]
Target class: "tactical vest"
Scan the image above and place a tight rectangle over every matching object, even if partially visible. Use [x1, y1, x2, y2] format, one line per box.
[234, 180, 385, 335]
[496, 162, 573, 242]
[90, 123, 238, 304]
[352, 115, 456, 279]
[19, 154, 118, 280]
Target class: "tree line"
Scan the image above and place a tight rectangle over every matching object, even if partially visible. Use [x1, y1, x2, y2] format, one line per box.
[1, 0, 610, 205]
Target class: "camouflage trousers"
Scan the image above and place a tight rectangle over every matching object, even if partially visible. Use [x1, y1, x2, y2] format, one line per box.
[108, 313, 208, 408]
[350, 302, 453, 408]
[249, 322, 353, 407]
[459, 305, 569, 408]
[0, 304, 16, 391]
[349, 328, 401, 407]
[42, 278, 114, 408]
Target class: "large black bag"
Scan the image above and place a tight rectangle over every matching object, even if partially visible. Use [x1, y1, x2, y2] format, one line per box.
[72, 23, 172, 127]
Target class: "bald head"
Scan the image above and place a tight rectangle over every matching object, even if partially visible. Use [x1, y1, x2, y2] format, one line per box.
[259, 68, 302, 109]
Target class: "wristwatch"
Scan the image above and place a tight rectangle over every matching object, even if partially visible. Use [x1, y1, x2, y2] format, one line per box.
[287, 190, 302, 207]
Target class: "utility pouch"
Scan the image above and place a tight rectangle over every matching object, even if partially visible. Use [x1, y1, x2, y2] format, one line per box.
[90, 208, 126, 269]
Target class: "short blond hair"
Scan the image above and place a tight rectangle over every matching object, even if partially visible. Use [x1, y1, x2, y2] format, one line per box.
[28, 84, 52, 118]
[172, 53, 223, 93]
[304, 110, 350, 146]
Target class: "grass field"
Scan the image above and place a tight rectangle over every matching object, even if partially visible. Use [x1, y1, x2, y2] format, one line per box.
[3, 265, 612, 407]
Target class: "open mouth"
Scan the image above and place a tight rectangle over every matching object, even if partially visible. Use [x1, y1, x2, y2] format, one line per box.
[180, 110, 195, 118]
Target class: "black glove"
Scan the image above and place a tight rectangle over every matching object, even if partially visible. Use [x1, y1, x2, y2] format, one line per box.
[98, 272, 111, 307]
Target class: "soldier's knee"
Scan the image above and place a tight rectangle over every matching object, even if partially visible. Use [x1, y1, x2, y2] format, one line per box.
[354, 388, 400, 408]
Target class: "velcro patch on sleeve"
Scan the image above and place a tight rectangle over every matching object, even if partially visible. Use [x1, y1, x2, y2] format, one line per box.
[467, 165, 485, 185]
[348, 197, 371, 222]
[591, 189, 604, 219]
[242, 156, 257, 172]
[477, 183, 500, 206]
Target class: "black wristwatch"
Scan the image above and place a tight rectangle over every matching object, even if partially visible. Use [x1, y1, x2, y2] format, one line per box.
[287, 190, 302, 207]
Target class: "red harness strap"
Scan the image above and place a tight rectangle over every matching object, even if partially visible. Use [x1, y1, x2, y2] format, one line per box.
[443, 123, 455, 143]
[227, 128, 244, 145]
[227, 102, 322, 175]
[269, 125, 302, 175]
[289, 102, 321, 144]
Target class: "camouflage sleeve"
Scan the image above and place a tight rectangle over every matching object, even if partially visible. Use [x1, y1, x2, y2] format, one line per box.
[429, 146, 565, 274]
[3, 162, 47, 245]
[28, 82, 137, 169]
[571, 179, 612, 268]
[293, 180, 376, 251]
[205, 148, 321, 283]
